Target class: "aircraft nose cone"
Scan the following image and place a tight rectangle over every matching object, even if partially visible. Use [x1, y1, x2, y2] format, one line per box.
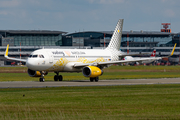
[26, 59, 36, 70]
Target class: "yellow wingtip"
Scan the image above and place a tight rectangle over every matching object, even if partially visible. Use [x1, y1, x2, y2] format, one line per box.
[171, 43, 176, 56]
[5, 44, 9, 57]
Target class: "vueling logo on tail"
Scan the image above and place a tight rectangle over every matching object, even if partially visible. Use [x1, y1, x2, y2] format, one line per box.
[106, 19, 124, 51]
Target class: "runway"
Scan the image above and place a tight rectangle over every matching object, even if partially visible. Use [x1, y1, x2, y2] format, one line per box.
[0, 78, 180, 88]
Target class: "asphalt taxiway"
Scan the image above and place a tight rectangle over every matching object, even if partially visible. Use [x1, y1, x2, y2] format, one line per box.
[0, 78, 180, 88]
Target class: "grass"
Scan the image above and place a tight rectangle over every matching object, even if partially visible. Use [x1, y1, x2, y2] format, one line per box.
[1, 71, 180, 81]
[1, 65, 180, 81]
[104, 65, 180, 72]
[0, 66, 180, 119]
[0, 84, 180, 119]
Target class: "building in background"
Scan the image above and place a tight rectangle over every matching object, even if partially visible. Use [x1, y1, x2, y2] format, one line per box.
[0, 29, 180, 65]
[63, 31, 176, 48]
[0, 30, 66, 65]
[0, 30, 66, 46]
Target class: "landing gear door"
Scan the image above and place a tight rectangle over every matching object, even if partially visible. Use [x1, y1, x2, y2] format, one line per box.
[48, 52, 53, 63]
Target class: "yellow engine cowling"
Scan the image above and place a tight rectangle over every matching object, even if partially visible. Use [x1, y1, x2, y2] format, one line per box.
[82, 66, 103, 78]
[27, 69, 48, 77]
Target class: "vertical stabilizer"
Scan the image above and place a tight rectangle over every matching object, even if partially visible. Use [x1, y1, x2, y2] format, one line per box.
[106, 19, 124, 51]
[150, 50, 156, 57]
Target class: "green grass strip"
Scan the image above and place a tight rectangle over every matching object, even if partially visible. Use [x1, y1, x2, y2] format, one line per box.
[1, 66, 180, 81]
[0, 84, 180, 119]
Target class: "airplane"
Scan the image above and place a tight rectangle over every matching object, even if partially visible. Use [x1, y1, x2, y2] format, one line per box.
[4, 19, 177, 82]
[123, 49, 157, 65]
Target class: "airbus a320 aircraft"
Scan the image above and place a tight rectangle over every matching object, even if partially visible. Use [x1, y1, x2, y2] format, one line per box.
[4, 19, 176, 82]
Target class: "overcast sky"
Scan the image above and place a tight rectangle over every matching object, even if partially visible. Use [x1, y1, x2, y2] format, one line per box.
[0, 0, 179, 33]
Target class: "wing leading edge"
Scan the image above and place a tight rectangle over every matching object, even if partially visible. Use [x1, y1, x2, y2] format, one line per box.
[4, 44, 27, 62]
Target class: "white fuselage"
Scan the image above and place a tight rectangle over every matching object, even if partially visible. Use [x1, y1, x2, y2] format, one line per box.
[26, 48, 119, 72]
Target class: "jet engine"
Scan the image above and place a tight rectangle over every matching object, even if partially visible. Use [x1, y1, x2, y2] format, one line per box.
[28, 69, 48, 77]
[82, 66, 103, 78]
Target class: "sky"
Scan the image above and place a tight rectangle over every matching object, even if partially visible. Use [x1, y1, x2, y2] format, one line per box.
[0, 0, 180, 33]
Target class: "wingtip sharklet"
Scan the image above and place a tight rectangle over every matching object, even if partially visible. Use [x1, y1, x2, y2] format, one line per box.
[5, 44, 9, 57]
[4, 44, 26, 62]
[170, 43, 176, 56]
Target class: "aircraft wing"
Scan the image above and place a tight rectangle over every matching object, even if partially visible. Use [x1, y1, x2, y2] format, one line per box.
[97, 57, 162, 66]
[74, 57, 162, 68]
[119, 44, 176, 58]
[74, 43, 176, 68]
[4, 44, 27, 62]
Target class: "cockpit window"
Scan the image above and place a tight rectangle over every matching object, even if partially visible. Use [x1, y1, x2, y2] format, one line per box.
[29, 55, 32, 58]
[32, 55, 38, 58]
[39, 55, 44, 58]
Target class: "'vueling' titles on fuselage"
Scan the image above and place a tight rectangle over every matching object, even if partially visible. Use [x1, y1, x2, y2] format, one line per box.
[52, 50, 86, 56]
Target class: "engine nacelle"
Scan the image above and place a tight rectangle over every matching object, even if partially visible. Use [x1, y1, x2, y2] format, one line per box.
[82, 66, 103, 78]
[28, 69, 48, 77]
[28, 69, 41, 77]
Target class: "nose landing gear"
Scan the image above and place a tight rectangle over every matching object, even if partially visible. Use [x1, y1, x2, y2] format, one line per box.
[39, 77, 45, 82]
[39, 71, 45, 82]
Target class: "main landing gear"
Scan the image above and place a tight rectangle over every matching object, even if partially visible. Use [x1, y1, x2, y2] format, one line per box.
[54, 72, 63, 81]
[90, 77, 99, 82]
